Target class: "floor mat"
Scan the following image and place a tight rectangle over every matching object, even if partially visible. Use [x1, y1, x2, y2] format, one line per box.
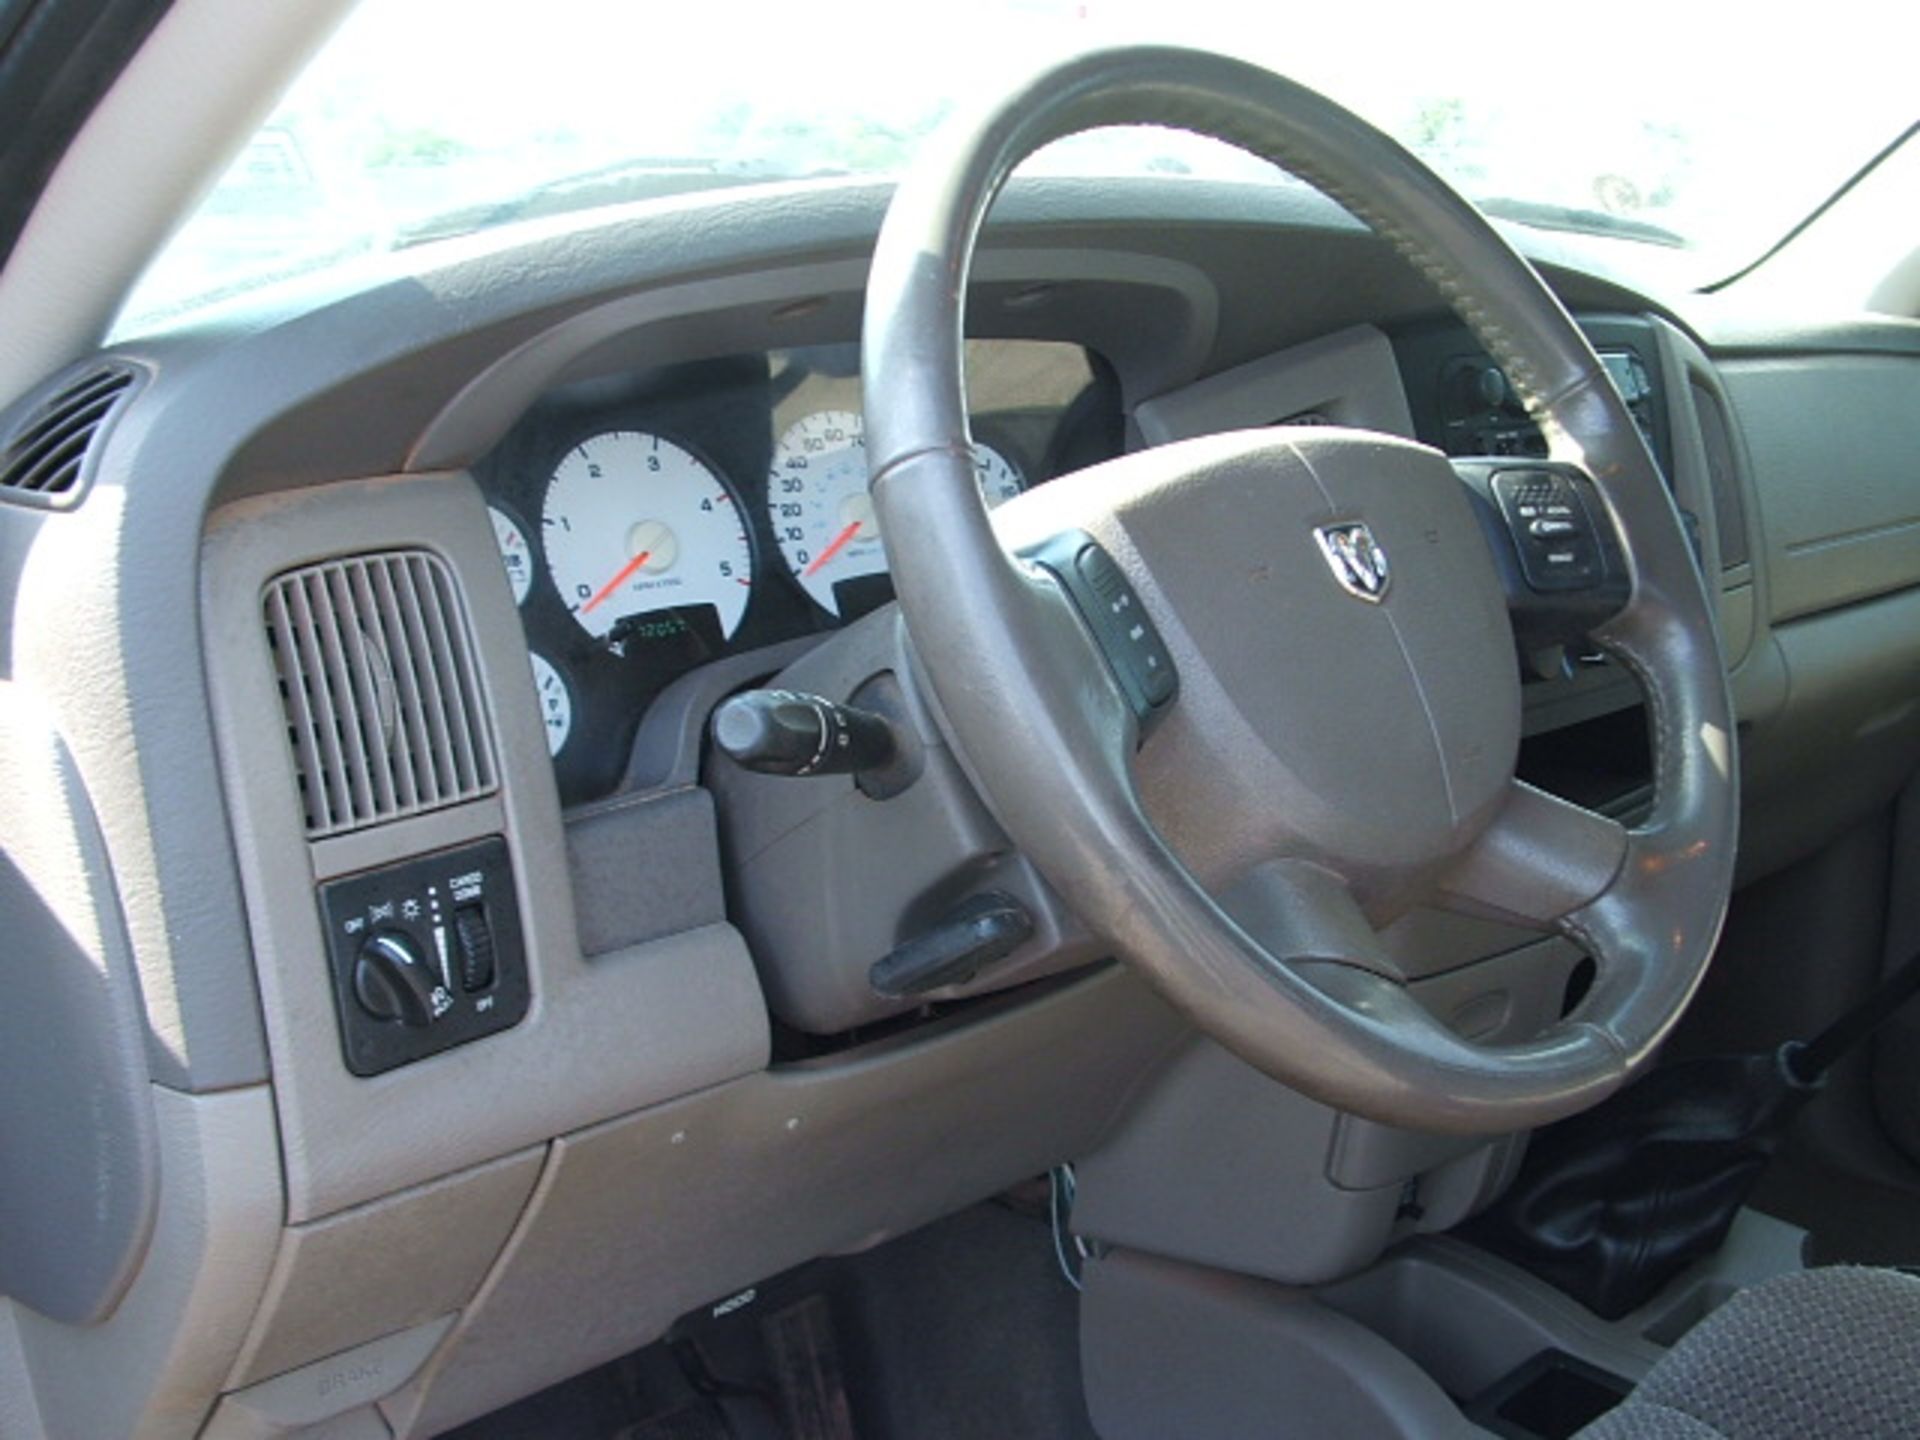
[442, 1198, 1094, 1439]
[834, 1201, 1099, 1440]
[443, 1343, 734, 1440]
[762, 1295, 857, 1440]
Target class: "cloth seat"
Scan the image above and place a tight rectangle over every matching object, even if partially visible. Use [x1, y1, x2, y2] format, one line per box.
[1576, 1265, 1920, 1438]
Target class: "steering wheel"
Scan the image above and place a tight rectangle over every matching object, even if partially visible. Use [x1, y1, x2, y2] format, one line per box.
[861, 48, 1735, 1135]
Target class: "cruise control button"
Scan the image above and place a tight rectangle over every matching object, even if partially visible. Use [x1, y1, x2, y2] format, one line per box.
[1492, 469, 1608, 593]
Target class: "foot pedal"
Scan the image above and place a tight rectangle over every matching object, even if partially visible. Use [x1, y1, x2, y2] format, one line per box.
[761, 1294, 858, 1440]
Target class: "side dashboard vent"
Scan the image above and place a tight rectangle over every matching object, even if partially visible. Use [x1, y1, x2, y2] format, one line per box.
[264, 552, 498, 839]
[0, 364, 138, 505]
[1691, 382, 1751, 572]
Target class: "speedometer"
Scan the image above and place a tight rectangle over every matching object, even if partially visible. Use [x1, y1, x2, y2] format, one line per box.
[972, 441, 1024, 507]
[768, 411, 1024, 616]
[542, 431, 752, 642]
[767, 410, 877, 617]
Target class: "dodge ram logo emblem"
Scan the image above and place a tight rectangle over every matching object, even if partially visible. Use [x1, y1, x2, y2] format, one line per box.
[1313, 522, 1390, 602]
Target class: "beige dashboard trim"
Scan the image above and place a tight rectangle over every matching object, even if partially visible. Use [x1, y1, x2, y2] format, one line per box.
[200, 471, 771, 1222]
[382, 966, 1186, 1437]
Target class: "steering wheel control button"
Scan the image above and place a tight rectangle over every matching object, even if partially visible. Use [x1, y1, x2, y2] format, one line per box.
[1025, 533, 1177, 726]
[1452, 459, 1632, 651]
[318, 836, 531, 1076]
[1074, 543, 1177, 708]
[713, 688, 898, 778]
[1492, 469, 1605, 592]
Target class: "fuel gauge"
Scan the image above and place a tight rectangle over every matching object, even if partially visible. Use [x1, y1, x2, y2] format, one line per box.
[489, 505, 534, 606]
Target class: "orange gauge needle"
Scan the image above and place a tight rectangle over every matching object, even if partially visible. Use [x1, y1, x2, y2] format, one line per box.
[581, 550, 651, 614]
[804, 522, 862, 577]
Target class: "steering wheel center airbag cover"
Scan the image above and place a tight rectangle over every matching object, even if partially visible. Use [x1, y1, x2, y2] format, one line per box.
[999, 429, 1519, 891]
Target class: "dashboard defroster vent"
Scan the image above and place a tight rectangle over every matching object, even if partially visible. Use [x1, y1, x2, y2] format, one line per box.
[264, 552, 498, 838]
[0, 364, 137, 505]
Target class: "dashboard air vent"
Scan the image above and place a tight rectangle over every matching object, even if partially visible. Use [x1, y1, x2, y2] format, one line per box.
[0, 364, 136, 505]
[1690, 383, 1750, 571]
[264, 552, 498, 839]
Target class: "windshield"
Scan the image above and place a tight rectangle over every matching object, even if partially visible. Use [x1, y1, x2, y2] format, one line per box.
[120, 0, 1912, 330]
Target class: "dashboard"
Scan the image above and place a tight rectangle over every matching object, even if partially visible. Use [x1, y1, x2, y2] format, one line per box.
[7, 166, 1920, 1440]
[473, 339, 1118, 804]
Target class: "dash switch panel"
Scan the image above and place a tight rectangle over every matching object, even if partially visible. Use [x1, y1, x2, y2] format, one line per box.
[319, 835, 530, 1076]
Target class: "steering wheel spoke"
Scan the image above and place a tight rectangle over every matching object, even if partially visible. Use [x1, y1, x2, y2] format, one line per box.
[1222, 858, 1403, 982]
[1435, 779, 1629, 931]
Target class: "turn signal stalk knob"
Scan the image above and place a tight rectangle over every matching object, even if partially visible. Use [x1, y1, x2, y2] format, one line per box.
[712, 688, 897, 778]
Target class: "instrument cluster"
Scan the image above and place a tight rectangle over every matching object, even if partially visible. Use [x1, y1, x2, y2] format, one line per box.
[473, 339, 1118, 806]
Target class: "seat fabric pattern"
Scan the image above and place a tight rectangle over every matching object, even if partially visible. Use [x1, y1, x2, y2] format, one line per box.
[1577, 1402, 1729, 1439]
[1576, 1266, 1920, 1439]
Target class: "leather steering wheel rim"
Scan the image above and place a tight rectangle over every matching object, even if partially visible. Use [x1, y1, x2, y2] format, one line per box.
[861, 47, 1737, 1135]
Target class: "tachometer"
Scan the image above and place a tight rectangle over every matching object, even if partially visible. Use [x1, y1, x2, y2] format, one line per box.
[768, 413, 1024, 616]
[542, 431, 752, 642]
